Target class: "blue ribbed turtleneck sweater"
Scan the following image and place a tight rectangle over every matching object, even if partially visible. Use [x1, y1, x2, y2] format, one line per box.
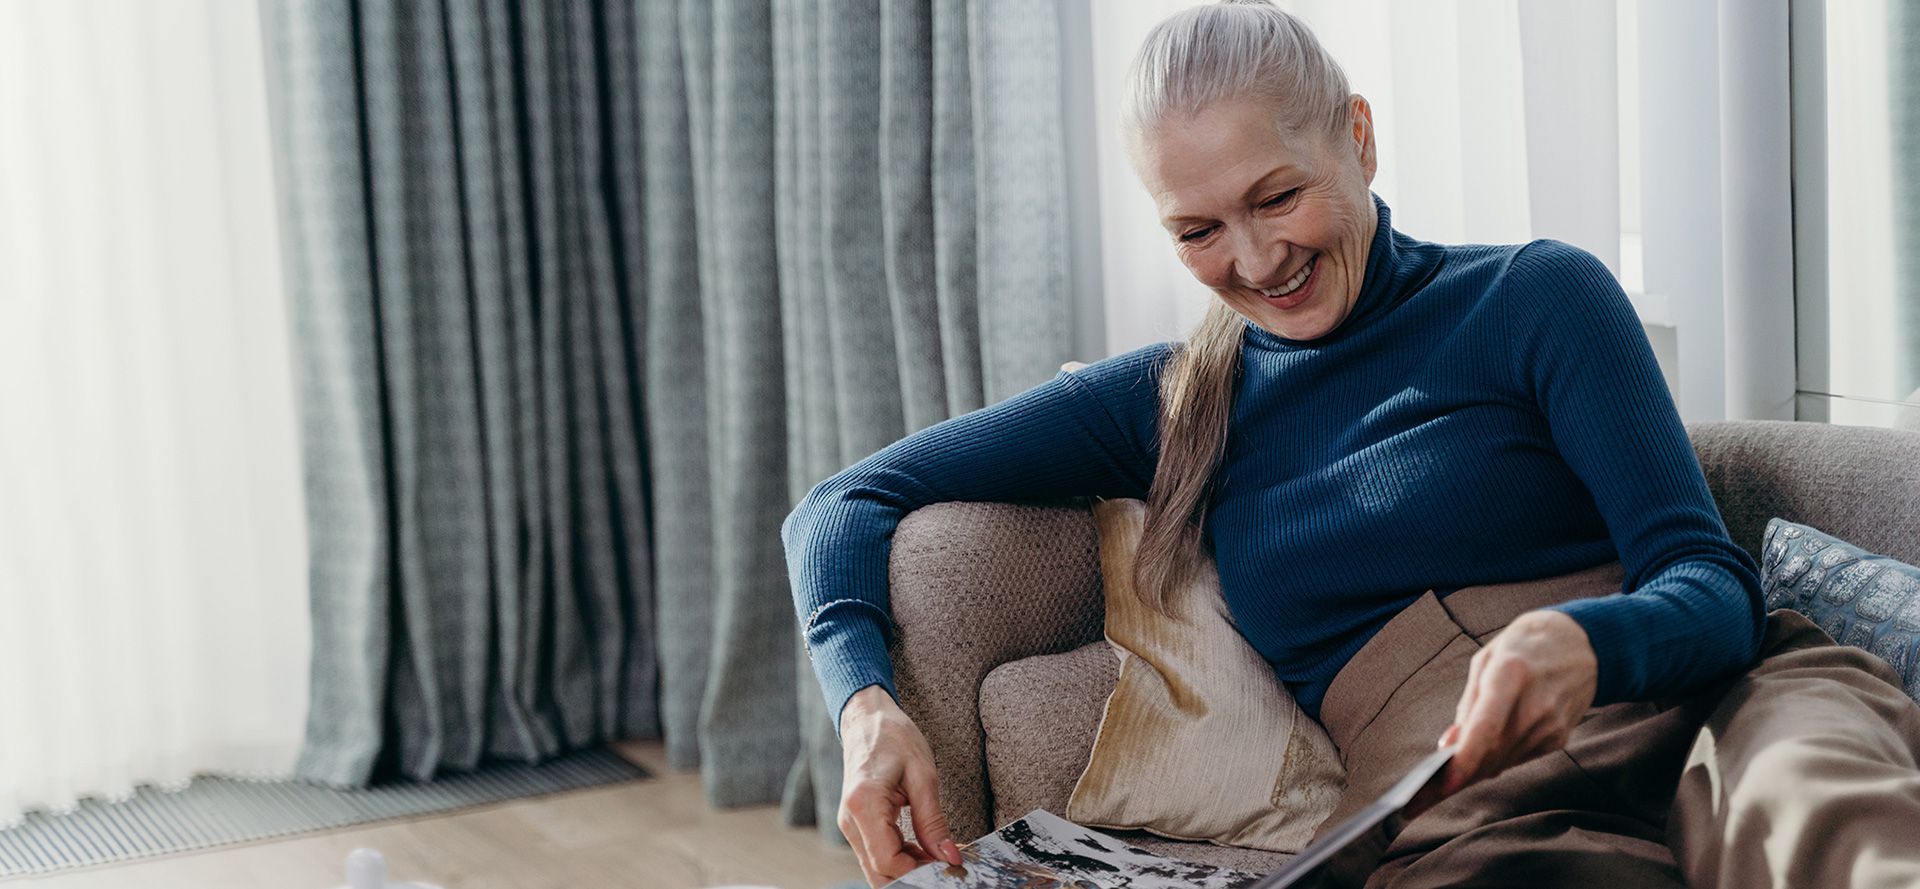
[782, 196, 1767, 737]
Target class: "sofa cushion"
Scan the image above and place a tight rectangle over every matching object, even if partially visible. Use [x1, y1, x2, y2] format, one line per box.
[977, 642, 1295, 873]
[979, 641, 1115, 828]
[887, 501, 1107, 846]
[1062, 498, 1345, 854]
[1762, 518, 1920, 702]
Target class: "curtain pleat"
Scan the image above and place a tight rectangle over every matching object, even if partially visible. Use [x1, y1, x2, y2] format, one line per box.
[462, 0, 546, 762]
[774, 0, 839, 828]
[932, 0, 985, 417]
[770, 0, 1074, 832]
[968, 0, 1072, 404]
[636, 0, 714, 773]
[687, 0, 807, 808]
[264, 0, 1071, 840]
[265, 0, 393, 786]
[881, 1, 949, 434]
[268, 0, 660, 787]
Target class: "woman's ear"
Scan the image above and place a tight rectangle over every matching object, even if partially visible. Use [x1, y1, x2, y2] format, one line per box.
[1349, 94, 1377, 184]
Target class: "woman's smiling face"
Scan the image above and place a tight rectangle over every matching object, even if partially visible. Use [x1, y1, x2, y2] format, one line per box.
[1132, 96, 1379, 342]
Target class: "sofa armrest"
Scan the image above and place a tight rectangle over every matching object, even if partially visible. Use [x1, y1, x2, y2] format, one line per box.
[885, 500, 1105, 844]
[1689, 420, 1920, 567]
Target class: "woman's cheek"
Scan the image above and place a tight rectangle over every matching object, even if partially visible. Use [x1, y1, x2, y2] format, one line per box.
[1179, 243, 1228, 289]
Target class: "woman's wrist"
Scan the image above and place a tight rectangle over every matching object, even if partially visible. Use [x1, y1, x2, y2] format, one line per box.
[842, 684, 901, 732]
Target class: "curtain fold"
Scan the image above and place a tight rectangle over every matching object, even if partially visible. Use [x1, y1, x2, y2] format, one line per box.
[683, 0, 804, 808]
[636, 0, 713, 775]
[774, 0, 1078, 831]
[263, 0, 1072, 838]
[265, 0, 660, 787]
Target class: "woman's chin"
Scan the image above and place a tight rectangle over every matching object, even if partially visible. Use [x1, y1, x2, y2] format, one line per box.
[1235, 272, 1348, 341]
[1255, 305, 1342, 342]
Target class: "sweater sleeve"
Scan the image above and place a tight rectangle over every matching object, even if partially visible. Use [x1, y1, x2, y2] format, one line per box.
[781, 345, 1168, 737]
[1503, 240, 1767, 706]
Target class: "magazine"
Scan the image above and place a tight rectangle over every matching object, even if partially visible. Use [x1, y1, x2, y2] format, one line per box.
[889, 744, 1457, 889]
[887, 809, 1262, 889]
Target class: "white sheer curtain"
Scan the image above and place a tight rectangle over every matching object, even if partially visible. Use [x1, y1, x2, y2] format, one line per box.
[0, 0, 309, 823]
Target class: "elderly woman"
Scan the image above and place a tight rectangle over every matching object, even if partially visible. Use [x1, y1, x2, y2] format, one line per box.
[783, 2, 1920, 886]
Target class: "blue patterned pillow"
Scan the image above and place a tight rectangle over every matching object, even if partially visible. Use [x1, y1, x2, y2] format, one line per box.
[1762, 518, 1920, 703]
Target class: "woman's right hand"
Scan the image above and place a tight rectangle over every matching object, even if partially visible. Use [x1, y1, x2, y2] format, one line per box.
[837, 685, 964, 887]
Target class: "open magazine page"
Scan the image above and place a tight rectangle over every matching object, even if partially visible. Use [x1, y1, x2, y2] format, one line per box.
[890, 745, 1459, 889]
[888, 809, 1261, 889]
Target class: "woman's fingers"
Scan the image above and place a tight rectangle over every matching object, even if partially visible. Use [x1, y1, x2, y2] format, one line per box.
[1441, 648, 1488, 750]
[836, 796, 884, 888]
[1454, 648, 1486, 730]
[1441, 672, 1580, 797]
[904, 766, 963, 867]
[1444, 655, 1526, 795]
[836, 697, 958, 886]
[843, 789, 921, 885]
[873, 814, 930, 880]
[1429, 612, 1599, 808]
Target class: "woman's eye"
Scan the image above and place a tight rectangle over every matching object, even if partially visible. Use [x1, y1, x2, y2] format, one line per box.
[1261, 189, 1299, 209]
[1178, 225, 1217, 243]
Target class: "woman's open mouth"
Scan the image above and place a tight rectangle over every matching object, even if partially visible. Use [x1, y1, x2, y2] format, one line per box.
[1257, 255, 1318, 310]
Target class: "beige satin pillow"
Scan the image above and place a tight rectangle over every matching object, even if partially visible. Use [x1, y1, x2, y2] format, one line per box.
[1065, 498, 1346, 853]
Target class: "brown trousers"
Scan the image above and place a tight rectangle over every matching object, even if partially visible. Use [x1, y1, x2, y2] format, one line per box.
[1314, 561, 1920, 889]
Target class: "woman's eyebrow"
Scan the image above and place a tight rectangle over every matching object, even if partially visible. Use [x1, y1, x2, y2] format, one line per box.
[1238, 165, 1298, 202]
[1160, 164, 1298, 227]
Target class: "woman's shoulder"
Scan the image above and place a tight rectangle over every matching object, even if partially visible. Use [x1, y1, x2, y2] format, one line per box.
[1425, 237, 1611, 286]
[1503, 238, 1613, 282]
[1497, 239, 1631, 321]
[1060, 341, 1176, 399]
[1426, 237, 1627, 322]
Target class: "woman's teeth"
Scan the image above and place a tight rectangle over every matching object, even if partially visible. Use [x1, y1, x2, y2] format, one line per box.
[1258, 257, 1316, 298]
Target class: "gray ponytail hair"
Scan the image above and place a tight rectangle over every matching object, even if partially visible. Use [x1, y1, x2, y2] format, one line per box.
[1128, 1, 1353, 614]
[1125, 0, 1353, 141]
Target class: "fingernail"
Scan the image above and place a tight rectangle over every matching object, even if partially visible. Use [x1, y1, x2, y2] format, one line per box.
[944, 840, 961, 864]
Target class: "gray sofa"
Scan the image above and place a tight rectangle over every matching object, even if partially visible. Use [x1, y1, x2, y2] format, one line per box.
[881, 420, 1920, 873]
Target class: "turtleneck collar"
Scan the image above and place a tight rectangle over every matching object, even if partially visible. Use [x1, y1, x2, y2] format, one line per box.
[1241, 193, 1436, 351]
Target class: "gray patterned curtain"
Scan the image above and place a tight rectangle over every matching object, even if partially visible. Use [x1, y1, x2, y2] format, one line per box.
[260, 0, 1071, 836]
[769, 0, 1074, 829]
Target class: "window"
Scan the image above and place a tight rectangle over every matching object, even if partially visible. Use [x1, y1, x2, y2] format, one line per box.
[1796, 0, 1920, 428]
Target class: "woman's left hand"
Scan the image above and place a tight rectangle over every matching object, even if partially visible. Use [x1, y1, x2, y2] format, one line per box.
[1429, 609, 1598, 802]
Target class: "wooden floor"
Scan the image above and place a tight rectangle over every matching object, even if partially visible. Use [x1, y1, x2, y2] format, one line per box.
[8, 741, 864, 889]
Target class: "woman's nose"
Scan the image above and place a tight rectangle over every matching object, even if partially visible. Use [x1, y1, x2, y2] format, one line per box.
[1229, 228, 1287, 288]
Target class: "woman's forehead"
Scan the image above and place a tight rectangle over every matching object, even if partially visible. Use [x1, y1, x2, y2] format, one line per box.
[1151, 162, 1297, 227]
[1134, 104, 1322, 224]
